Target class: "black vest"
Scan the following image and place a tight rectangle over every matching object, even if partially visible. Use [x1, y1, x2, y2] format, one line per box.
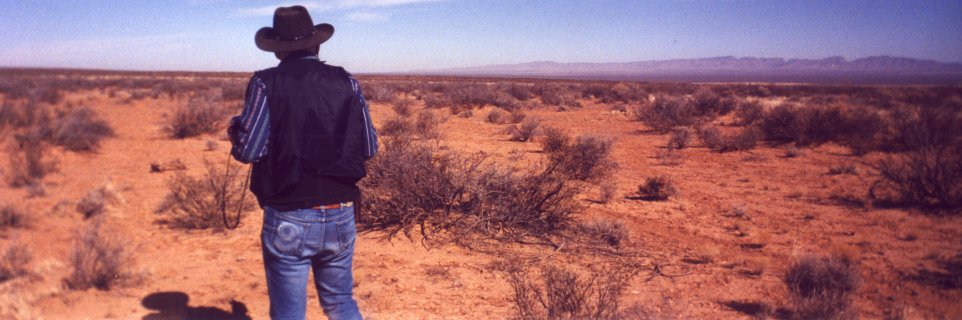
[250, 57, 368, 211]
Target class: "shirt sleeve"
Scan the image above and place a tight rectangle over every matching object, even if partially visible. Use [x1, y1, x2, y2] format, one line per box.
[349, 75, 378, 159]
[229, 75, 270, 164]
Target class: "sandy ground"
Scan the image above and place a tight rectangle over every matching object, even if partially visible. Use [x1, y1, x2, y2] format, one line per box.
[1, 82, 961, 319]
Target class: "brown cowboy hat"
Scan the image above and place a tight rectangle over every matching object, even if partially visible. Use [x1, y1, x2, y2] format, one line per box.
[255, 5, 334, 52]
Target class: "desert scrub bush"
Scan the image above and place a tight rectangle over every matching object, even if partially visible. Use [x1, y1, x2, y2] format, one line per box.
[633, 94, 699, 132]
[505, 262, 638, 320]
[575, 217, 628, 247]
[0, 205, 27, 230]
[391, 96, 414, 117]
[734, 99, 764, 125]
[165, 96, 228, 139]
[155, 160, 255, 230]
[507, 118, 541, 142]
[837, 105, 883, 155]
[361, 138, 582, 241]
[697, 125, 761, 152]
[0, 242, 31, 283]
[486, 109, 507, 124]
[414, 110, 442, 139]
[5, 137, 58, 188]
[47, 106, 114, 152]
[362, 83, 395, 102]
[758, 103, 854, 147]
[597, 181, 617, 204]
[784, 254, 860, 320]
[634, 176, 676, 201]
[378, 117, 413, 137]
[509, 109, 527, 124]
[547, 135, 616, 183]
[871, 105, 962, 211]
[539, 127, 570, 154]
[76, 183, 122, 219]
[64, 220, 134, 291]
[667, 128, 691, 150]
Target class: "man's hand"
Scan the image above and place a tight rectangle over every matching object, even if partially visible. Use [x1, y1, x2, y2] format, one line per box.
[227, 117, 242, 146]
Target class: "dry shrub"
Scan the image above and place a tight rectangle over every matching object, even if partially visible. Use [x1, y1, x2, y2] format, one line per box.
[47, 107, 114, 152]
[837, 105, 883, 155]
[506, 262, 638, 320]
[506, 84, 535, 101]
[872, 105, 962, 212]
[156, 160, 254, 230]
[539, 127, 570, 154]
[635, 176, 676, 201]
[507, 118, 541, 142]
[691, 87, 734, 116]
[758, 103, 853, 147]
[734, 99, 764, 126]
[697, 125, 761, 153]
[165, 97, 228, 139]
[486, 109, 507, 124]
[597, 181, 617, 204]
[0, 242, 31, 283]
[575, 218, 628, 247]
[391, 96, 414, 117]
[378, 117, 413, 137]
[65, 220, 133, 291]
[0, 205, 27, 230]
[363, 83, 395, 102]
[667, 128, 691, 150]
[361, 138, 581, 241]
[633, 94, 699, 132]
[5, 138, 58, 188]
[548, 135, 616, 183]
[414, 110, 442, 139]
[509, 109, 527, 123]
[75, 183, 122, 219]
[784, 254, 860, 320]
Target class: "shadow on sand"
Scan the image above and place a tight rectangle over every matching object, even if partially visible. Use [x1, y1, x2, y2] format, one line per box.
[142, 291, 251, 320]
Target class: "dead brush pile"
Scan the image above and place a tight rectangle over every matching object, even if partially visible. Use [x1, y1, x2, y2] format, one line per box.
[361, 137, 597, 242]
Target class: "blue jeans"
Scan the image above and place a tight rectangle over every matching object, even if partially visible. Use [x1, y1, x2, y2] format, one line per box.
[261, 205, 362, 320]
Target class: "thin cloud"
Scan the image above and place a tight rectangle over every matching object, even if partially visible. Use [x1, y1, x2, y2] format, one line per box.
[346, 11, 389, 22]
[235, 0, 443, 17]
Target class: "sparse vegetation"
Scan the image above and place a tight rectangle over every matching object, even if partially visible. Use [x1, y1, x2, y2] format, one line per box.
[0, 205, 27, 230]
[507, 118, 541, 142]
[576, 218, 628, 247]
[634, 176, 677, 201]
[156, 160, 254, 230]
[784, 254, 861, 320]
[65, 220, 132, 291]
[633, 94, 699, 132]
[505, 261, 638, 320]
[0, 242, 31, 283]
[47, 107, 114, 152]
[697, 125, 761, 153]
[547, 135, 616, 182]
[165, 96, 229, 139]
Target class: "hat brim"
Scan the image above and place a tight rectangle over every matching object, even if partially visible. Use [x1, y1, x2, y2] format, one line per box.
[255, 23, 334, 52]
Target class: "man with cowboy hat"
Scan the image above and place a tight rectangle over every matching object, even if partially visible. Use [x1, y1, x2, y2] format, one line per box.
[228, 5, 377, 320]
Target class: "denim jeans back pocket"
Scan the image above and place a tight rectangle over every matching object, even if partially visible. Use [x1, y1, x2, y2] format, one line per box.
[270, 216, 307, 257]
[335, 211, 356, 251]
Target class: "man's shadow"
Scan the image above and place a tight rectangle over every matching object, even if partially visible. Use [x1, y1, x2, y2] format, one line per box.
[142, 291, 251, 320]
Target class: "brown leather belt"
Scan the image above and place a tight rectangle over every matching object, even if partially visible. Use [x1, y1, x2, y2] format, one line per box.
[312, 201, 354, 210]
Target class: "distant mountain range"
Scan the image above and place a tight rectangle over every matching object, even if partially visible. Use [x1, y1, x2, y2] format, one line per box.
[412, 56, 962, 84]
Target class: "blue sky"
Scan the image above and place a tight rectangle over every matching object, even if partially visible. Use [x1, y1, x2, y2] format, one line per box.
[0, 0, 960, 73]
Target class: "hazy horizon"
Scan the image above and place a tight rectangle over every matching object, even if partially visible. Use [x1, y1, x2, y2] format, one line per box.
[1, 0, 960, 73]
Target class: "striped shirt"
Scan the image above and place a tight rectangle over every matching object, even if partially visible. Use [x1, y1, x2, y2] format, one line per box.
[229, 57, 378, 164]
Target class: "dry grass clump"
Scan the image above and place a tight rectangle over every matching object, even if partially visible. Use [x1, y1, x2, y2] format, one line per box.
[634, 176, 677, 201]
[734, 99, 764, 126]
[691, 87, 736, 116]
[5, 138, 58, 189]
[165, 96, 228, 139]
[75, 183, 122, 219]
[486, 109, 507, 124]
[0, 205, 28, 230]
[0, 242, 32, 283]
[697, 125, 761, 153]
[64, 220, 133, 291]
[783, 254, 861, 320]
[507, 118, 541, 142]
[667, 128, 691, 150]
[505, 261, 638, 320]
[597, 181, 617, 204]
[155, 161, 254, 230]
[575, 218, 628, 247]
[414, 110, 442, 139]
[361, 138, 582, 242]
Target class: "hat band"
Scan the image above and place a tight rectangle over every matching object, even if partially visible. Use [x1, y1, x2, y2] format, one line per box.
[278, 30, 316, 41]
